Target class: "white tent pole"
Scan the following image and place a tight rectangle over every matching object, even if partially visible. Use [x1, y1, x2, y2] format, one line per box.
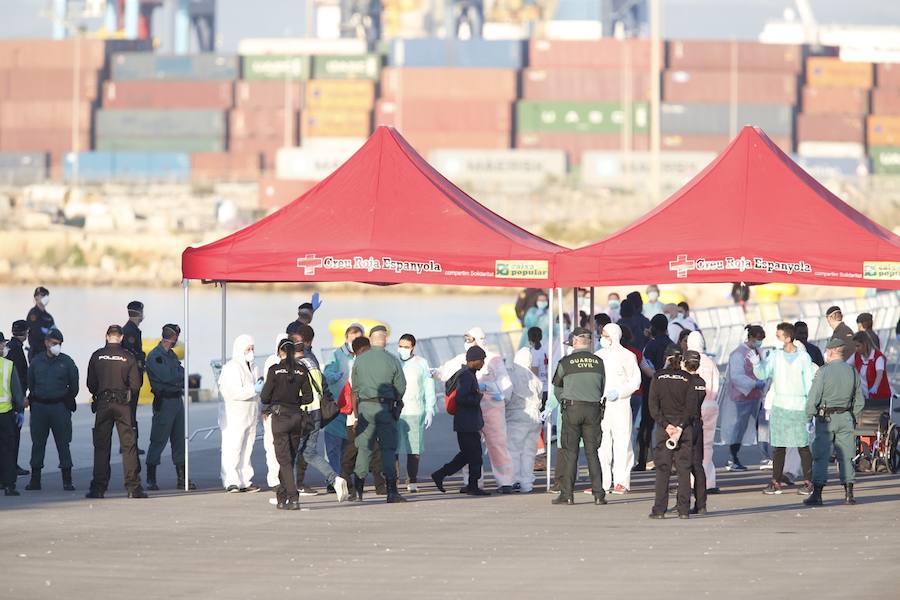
[221, 282, 227, 363]
[557, 288, 565, 358]
[546, 286, 554, 492]
[183, 278, 190, 492]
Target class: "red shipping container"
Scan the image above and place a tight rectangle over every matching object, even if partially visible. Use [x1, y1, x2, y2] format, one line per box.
[802, 86, 869, 115]
[797, 113, 865, 143]
[872, 89, 900, 115]
[876, 63, 900, 89]
[191, 152, 261, 182]
[229, 109, 298, 140]
[380, 68, 518, 101]
[2, 69, 100, 101]
[516, 132, 650, 165]
[103, 81, 234, 109]
[661, 134, 792, 153]
[522, 68, 651, 101]
[0, 130, 91, 153]
[375, 99, 511, 133]
[667, 40, 803, 72]
[663, 70, 798, 104]
[0, 39, 109, 69]
[398, 131, 511, 156]
[228, 138, 283, 168]
[258, 176, 318, 211]
[0, 102, 93, 131]
[528, 38, 661, 70]
[234, 80, 304, 109]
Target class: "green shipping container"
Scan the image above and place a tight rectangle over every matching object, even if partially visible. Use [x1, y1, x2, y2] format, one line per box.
[242, 55, 311, 80]
[869, 147, 900, 174]
[516, 101, 650, 134]
[97, 137, 225, 153]
[311, 54, 381, 80]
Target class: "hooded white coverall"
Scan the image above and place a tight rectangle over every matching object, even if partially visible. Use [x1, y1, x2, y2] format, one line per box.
[218, 334, 260, 489]
[596, 324, 641, 491]
[508, 347, 543, 492]
[261, 334, 287, 489]
[440, 328, 514, 487]
[687, 331, 720, 488]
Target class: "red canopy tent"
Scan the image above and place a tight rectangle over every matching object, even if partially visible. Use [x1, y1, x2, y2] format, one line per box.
[557, 126, 900, 289]
[182, 126, 564, 287]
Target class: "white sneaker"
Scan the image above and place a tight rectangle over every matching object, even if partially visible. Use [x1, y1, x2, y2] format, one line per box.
[759, 459, 773, 470]
[407, 482, 418, 493]
[268, 497, 278, 506]
[333, 476, 349, 503]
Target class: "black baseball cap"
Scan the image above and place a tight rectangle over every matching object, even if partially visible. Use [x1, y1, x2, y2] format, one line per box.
[684, 350, 701, 362]
[106, 324, 124, 336]
[369, 325, 388, 336]
[11, 320, 27, 335]
[33, 286, 49, 297]
[571, 327, 593, 338]
[127, 300, 144, 313]
[826, 306, 842, 317]
[162, 324, 181, 339]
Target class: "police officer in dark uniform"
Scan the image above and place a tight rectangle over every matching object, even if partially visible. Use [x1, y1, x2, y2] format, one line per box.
[683, 350, 707, 515]
[550, 327, 608, 507]
[7, 320, 30, 476]
[648, 346, 695, 519]
[85, 325, 147, 499]
[26, 286, 55, 361]
[121, 301, 146, 453]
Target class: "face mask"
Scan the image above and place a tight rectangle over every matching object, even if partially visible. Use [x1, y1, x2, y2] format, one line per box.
[536, 301, 548, 310]
[244, 350, 255, 363]
[1, 347, 7, 358]
[750, 339, 762, 349]
[677, 311, 686, 319]
[608, 300, 620, 310]
[398, 348, 412, 361]
[49, 344, 61, 356]
[648, 292, 659, 302]
[600, 338, 612, 349]
[40, 296, 50, 307]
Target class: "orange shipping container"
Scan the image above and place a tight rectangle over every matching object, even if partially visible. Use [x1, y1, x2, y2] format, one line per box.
[229, 109, 298, 140]
[516, 132, 649, 165]
[234, 80, 304, 110]
[876, 63, 900, 89]
[0, 102, 93, 131]
[661, 134, 792, 154]
[228, 138, 283, 169]
[375, 99, 511, 133]
[380, 67, 518, 101]
[258, 176, 318, 211]
[872, 89, 900, 115]
[806, 57, 873, 88]
[522, 68, 651, 101]
[301, 110, 372, 138]
[663, 70, 798, 104]
[2, 69, 100, 101]
[305, 80, 375, 110]
[668, 40, 804, 72]
[0, 39, 112, 70]
[103, 81, 234, 108]
[0, 130, 91, 153]
[802, 86, 869, 115]
[868, 115, 900, 146]
[797, 113, 865, 143]
[528, 38, 660, 69]
[191, 152, 261, 182]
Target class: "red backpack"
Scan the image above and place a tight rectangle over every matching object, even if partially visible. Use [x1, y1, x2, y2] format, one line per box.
[444, 368, 465, 416]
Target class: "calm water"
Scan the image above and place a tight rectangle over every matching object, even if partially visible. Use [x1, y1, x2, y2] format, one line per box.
[0, 285, 511, 398]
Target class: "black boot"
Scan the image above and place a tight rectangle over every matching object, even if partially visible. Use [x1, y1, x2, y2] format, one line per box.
[25, 469, 41, 491]
[176, 465, 197, 491]
[844, 483, 856, 505]
[4, 485, 20, 496]
[16, 465, 29, 477]
[62, 468, 75, 491]
[146, 464, 159, 491]
[552, 494, 574, 505]
[431, 469, 446, 493]
[804, 484, 824, 506]
[353, 474, 365, 502]
[385, 478, 407, 503]
[128, 487, 149, 499]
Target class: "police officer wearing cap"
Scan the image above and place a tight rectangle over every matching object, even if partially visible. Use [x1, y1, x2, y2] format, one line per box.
[550, 327, 608, 507]
[122, 301, 146, 452]
[825, 306, 856, 362]
[26, 286, 55, 360]
[0, 332, 26, 496]
[145, 324, 195, 491]
[804, 338, 865, 507]
[8, 320, 30, 476]
[86, 325, 147, 499]
[648, 346, 695, 519]
[25, 327, 78, 492]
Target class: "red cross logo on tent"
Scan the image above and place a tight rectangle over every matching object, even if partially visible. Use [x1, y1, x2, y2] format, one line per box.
[296, 254, 323, 276]
[669, 254, 696, 279]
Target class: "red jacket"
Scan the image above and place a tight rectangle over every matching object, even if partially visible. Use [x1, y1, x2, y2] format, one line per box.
[854, 349, 891, 400]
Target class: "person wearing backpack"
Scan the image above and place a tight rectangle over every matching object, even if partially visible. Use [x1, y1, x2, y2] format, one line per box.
[431, 346, 490, 496]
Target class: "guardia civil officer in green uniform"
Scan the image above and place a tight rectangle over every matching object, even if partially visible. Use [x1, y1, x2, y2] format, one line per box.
[350, 325, 407, 503]
[121, 301, 146, 451]
[25, 327, 78, 492]
[551, 327, 608, 506]
[145, 324, 195, 491]
[804, 338, 865, 507]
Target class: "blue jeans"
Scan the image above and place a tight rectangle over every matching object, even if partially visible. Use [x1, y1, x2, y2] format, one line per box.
[323, 430, 344, 474]
[299, 419, 337, 486]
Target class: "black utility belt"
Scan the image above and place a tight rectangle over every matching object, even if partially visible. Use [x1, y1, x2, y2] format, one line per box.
[97, 391, 129, 403]
[822, 407, 850, 415]
[29, 396, 65, 405]
[560, 399, 602, 407]
[360, 397, 393, 404]
[270, 404, 304, 416]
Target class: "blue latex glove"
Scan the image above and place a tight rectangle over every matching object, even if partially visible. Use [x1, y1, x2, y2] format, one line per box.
[254, 379, 264, 394]
[311, 292, 323, 312]
[605, 388, 619, 402]
[755, 380, 767, 390]
[15, 412, 24, 428]
[540, 408, 552, 422]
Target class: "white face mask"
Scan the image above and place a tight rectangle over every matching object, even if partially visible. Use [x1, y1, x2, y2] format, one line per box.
[648, 292, 659, 302]
[244, 350, 255, 363]
[49, 344, 61, 356]
[40, 295, 50, 307]
[1, 346, 7, 358]
[600, 338, 612, 349]
[398, 347, 412, 361]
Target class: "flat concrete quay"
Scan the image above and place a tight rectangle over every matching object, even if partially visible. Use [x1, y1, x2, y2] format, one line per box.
[3, 406, 899, 599]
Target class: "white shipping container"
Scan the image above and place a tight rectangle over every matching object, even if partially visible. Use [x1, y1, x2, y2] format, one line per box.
[840, 46, 900, 64]
[580, 151, 716, 188]
[275, 146, 358, 180]
[797, 142, 867, 159]
[542, 20, 604, 40]
[428, 149, 567, 191]
[238, 38, 367, 56]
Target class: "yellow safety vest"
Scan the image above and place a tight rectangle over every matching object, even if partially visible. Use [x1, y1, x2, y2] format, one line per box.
[302, 368, 324, 413]
[0, 358, 13, 414]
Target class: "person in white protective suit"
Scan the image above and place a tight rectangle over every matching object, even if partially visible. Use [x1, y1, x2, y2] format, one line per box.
[596, 324, 641, 494]
[719, 325, 767, 472]
[509, 343, 544, 493]
[218, 334, 262, 492]
[261, 334, 288, 491]
[687, 331, 721, 493]
[440, 327, 515, 493]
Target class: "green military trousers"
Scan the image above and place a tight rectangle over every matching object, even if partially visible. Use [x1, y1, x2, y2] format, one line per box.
[354, 401, 398, 480]
[147, 397, 185, 467]
[811, 412, 856, 485]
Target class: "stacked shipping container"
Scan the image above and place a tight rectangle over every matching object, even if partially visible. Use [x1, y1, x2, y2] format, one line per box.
[868, 63, 900, 174]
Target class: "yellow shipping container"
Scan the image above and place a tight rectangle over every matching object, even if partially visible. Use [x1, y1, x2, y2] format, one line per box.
[868, 115, 900, 146]
[301, 109, 372, 138]
[806, 57, 873, 88]
[305, 80, 376, 110]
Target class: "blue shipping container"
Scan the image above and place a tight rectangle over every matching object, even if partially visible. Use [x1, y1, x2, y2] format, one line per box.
[111, 53, 239, 80]
[389, 39, 526, 69]
[64, 152, 191, 182]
